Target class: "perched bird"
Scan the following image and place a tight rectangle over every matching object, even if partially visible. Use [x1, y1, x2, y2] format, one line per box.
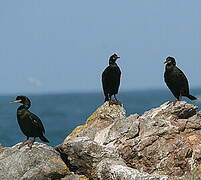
[10, 96, 49, 148]
[164, 56, 197, 101]
[102, 53, 121, 104]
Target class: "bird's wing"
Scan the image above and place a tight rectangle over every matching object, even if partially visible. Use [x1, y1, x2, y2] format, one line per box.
[176, 67, 189, 93]
[28, 112, 46, 134]
[113, 66, 121, 93]
[102, 66, 121, 95]
[102, 67, 111, 94]
[164, 69, 181, 99]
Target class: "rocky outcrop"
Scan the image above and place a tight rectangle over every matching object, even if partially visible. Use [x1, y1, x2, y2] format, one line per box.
[97, 158, 168, 180]
[0, 143, 70, 180]
[118, 101, 200, 177]
[1, 101, 201, 180]
[64, 103, 126, 143]
[58, 101, 201, 179]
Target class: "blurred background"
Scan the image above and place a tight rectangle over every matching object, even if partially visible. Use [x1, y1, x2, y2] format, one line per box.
[0, 1, 200, 146]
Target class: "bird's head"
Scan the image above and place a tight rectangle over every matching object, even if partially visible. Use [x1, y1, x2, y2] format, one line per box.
[10, 96, 31, 107]
[109, 53, 120, 64]
[164, 56, 176, 66]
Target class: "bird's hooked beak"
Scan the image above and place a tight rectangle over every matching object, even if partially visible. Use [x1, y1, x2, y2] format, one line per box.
[116, 56, 120, 60]
[164, 59, 171, 64]
[9, 99, 22, 103]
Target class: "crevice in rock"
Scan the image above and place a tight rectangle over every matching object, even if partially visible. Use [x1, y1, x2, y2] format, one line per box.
[134, 121, 140, 138]
[177, 108, 197, 119]
[55, 146, 79, 172]
[185, 149, 193, 158]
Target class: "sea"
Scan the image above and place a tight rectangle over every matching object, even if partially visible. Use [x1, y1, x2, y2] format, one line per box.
[1, 88, 201, 147]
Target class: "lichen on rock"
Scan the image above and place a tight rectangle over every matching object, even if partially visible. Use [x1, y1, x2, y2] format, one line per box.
[1, 100, 201, 180]
[65, 101, 126, 143]
[59, 101, 201, 179]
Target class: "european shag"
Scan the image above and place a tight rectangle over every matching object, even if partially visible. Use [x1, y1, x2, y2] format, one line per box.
[10, 96, 49, 148]
[102, 53, 121, 104]
[164, 56, 197, 101]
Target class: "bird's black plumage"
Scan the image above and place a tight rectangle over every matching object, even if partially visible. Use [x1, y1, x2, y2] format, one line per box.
[164, 57, 197, 101]
[102, 53, 121, 102]
[10, 96, 49, 147]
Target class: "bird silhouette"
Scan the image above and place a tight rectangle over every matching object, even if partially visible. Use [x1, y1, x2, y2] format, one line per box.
[102, 53, 121, 105]
[164, 56, 197, 101]
[10, 96, 49, 148]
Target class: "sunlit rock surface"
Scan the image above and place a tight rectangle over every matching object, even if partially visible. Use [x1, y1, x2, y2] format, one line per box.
[59, 101, 200, 179]
[0, 142, 70, 180]
[2, 101, 200, 180]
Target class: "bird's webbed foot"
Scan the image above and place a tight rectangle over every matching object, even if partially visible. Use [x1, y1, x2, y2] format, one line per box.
[19, 140, 34, 149]
[167, 99, 180, 106]
[109, 98, 122, 106]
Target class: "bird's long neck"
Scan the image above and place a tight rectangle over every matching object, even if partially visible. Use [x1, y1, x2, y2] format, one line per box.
[18, 103, 30, 111]
[17, 104, 30, 118]
[165, 64, 175, 72]
[17, 106, 27, 118]
[109, 62, 117, 66]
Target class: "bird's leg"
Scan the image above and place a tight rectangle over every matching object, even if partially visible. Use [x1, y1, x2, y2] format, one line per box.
[18, 137, 29, 148]
[172, 96, 181, 105]
[112, 95, 122, 106]
[167, 95, 181, 106]
[19, 137, 32, 149]
[18, 137, 35, 149]
[27, 137, 35, 149]
[172, 100, 178, 106]
[108, 94, 112, 106]
[114, 95, 118, 101]
[167, 99, 178, 106]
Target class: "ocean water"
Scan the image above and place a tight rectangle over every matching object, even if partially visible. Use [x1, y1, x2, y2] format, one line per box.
[0, 89, 200, 147]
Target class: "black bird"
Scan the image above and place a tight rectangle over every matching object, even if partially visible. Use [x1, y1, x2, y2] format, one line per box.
[102, 53, 121, 104]
[164, 56, 197, 101]
[10, 96, 49, 148]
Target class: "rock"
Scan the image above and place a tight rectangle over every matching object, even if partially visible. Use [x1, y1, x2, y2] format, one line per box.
[61, 174, 88, 180]
[104, 114, 139, 145]
[2, 101, 200, 179]
[118, 101, 199, 177]
[60, 101, 201, 179]
[57, 137, 120, 179]
[0, 145, 7, 153]
[97, 159, 168, 180]
[64, 101, 126, 143]
[0, 142, 70, 180]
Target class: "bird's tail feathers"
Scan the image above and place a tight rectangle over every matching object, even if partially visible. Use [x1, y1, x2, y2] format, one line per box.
[187, 94, 197, 100]
[39, 135, 49, 143]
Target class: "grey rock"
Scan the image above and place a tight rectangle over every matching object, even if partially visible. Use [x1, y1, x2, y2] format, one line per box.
[62, 101, 201, 179]
[104, 114, 139, 145]
[61, 174, 88, 180]
[58, 137, 120, 179]
[0, 142, 70, 180]
[118, 101, 200, 177]
[64, 102, 126, 143]
[3, 100, 200, 180]
[97, 159, 169, 180]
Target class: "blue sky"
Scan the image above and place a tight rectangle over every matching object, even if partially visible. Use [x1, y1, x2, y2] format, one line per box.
[0, 1, 201, 94]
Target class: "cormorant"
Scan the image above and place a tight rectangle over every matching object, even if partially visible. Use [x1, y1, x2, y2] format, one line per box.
[10, 96, 49, 148]
[164, 56, 197, 101]
[102, 53, 121, 104]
